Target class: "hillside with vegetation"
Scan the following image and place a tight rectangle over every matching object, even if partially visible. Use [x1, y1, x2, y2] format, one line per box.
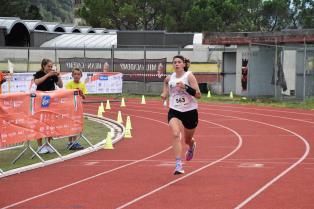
[0, 0, 74, 23]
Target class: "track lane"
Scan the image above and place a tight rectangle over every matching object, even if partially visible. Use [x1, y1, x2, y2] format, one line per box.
[104, 99, 311, 209]
[1, 97, 313, 209]
[1, 100, 242, 209]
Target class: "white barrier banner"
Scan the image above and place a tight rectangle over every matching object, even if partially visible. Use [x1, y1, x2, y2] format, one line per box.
[1, 72, 123, 94]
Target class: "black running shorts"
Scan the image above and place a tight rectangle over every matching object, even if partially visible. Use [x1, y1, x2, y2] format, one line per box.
[168, 108, 198, 129]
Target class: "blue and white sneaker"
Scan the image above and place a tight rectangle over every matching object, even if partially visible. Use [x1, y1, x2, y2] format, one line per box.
[174, 162, 185, 175]
[69, 142, 84, 150]
[185, 142, 196, 161]
[46, 145, 55, 153]
[38, 145, 49, 154]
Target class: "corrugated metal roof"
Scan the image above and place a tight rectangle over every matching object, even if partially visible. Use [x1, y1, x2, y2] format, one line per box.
[42, 22, 65, 32]
[76, 26, 95, 33]
[0, 17, 118, 35]
[93, 28, 107, 33]
[23, 20, 48, 31]
[40, 33, 117, 48]
[62, 24, 81, 33]
[0, 17, 29, 33]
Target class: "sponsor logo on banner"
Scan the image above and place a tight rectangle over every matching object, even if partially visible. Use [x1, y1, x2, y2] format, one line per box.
[99, 75, 108, 80]
[41, 96, 51, 108]
[0, 90, 84, 148]
[1, 72, 122, 94]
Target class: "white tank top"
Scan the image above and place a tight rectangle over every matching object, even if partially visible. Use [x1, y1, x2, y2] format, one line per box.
[168, 71, 198, 112]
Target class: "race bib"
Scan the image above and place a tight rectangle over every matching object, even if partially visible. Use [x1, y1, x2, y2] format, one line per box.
[173, 93, 189, 108]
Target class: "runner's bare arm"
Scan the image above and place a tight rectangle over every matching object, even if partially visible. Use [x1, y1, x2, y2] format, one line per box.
[161, 76, 170, 100]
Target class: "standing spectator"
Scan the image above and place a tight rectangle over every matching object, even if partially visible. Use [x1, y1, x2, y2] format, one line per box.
[157, 63, 164, 78]
[33, 58, 63, 154]
[66, 67, 87, 150]
[103, 62, 110, 72]
[161, 55, 201, 175]
[0, 70, 7, 94]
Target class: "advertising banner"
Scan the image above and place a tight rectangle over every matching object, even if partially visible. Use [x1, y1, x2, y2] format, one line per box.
[59, 57, 112, 72]
[113, 58, 167, 82]
[0, 90, 83, 148]
[59, 57, 167, 82]
[1, 72, 123, 94]
[60, 72, 123, 94]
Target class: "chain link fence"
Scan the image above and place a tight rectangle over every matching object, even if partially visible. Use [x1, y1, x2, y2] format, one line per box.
[0, 44, 313, 100]
[247, 43, 314, 101]
[0, 46, 221, 95]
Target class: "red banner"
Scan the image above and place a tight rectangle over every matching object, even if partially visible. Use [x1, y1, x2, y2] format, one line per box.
[0, 90, 83, 148]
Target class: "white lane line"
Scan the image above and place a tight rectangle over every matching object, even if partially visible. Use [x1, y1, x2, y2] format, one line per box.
[238, 163, 264, 168]
[116, 118, 243, 209]
[117, 105, 310, 208]
[199, 103, 314, 117]
[194, 109, 311, 208]
[2, 147, 172, 209]
[127, 100, 314, 117]
[126, 100, 314, 124]
[231, 120, 310, 208]
[83, 162, 99, 166]
[198, 106, 314, 125]
[2, 116, 172, 209]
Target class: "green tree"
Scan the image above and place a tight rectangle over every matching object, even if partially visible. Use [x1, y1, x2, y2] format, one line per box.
[24, 5, 42, 20]
[78, 0, 166, 30]
[0, 0, 29, 17]
[260, 0, 291, 31]
[294, 0, 314, 28]
[39, 0, 74, 23]
[233, 0, 265, 31]
[77, 0, 313, 32]
[162, 0, 194, 32]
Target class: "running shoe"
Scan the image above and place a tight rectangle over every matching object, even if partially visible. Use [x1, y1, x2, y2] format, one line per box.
[46, 145, 55, 153]
[173, 163, 185, 175]
[67, 142, 74, 149]
[38, 146, 49, 154]
[185, 142, 196, 161]
[68, 142, 84, 150]
[73, 142, 84, 150]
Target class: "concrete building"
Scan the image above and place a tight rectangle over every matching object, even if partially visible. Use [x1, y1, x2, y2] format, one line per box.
[203, 30, 314, 99]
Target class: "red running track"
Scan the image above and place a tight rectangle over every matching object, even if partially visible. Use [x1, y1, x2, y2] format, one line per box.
[0, 97, 314, 209]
